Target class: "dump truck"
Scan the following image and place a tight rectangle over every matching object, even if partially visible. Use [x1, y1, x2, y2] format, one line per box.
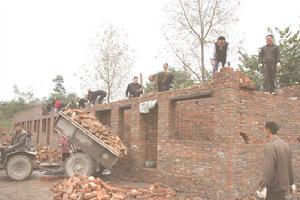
[54, 110, 123, 177]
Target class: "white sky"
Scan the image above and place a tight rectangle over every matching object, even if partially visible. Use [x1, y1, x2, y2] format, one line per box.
[0, 0, 299, 101]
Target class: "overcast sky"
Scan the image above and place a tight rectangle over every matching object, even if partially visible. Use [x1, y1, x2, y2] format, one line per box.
[0, 0, 299, 101]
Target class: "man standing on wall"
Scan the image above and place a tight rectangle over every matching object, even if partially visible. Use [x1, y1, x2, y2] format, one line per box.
[126, 76, 143, 98]
[212, 36, 228, 73]
[256, 121, 296, 200]
[258, 35, 281, 95]
[149, 63, 174, 92]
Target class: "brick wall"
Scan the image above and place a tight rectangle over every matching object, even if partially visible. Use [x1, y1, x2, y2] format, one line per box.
[13, 68, 300, 199]
[105, 68, 300, 199]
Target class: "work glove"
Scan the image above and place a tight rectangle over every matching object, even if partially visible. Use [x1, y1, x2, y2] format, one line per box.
[276, 62, 281, 69]
[256, 187, 267, 199]
[291, 184, 297, 195]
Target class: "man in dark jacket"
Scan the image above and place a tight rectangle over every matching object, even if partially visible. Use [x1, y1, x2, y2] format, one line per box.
[87, 89, 107, 105]
[256, 121, 296, 200]
[213, 36, 228, 73]
[149, 63, 174, 92]
[1, 123, 27, 161]
[126, 76, 143, 98]
[258, 35, 281, 94]
[77, 97, 88, 109]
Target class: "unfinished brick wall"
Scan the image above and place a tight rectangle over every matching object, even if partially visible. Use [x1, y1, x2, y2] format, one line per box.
[100, 68, 300, 199]
[14, 68, 300, 199]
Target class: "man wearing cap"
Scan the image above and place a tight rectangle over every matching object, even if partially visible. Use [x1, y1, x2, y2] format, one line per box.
[1, 123, 28, 161]
[213, 36, 229, 73]
[258, 35, 281, 95]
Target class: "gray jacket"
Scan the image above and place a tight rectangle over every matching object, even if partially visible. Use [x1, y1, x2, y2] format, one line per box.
[261, 135, 294, 192]
[259, 44, 280, 64]
[10, 130, 27, 152]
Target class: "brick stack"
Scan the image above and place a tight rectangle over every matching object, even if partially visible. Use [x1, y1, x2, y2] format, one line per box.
[51, 175, 176, 200]
[36, 146, 61, 163]
[63, 109, 127, 156]
[0, 133, 12, 147]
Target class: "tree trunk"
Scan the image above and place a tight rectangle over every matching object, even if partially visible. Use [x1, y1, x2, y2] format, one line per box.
[200, 41, 205, 81]
[107, 87, 111, 103]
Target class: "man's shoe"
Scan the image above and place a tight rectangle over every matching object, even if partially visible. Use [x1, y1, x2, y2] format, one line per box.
[271, 92, 276, 95]
[264, 91, 270, 94]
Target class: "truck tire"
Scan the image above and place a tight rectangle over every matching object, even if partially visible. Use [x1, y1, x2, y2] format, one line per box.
[65, 153, 95, 177]
[5, 155, 33, 181]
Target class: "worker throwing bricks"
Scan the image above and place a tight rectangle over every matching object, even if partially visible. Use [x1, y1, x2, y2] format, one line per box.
[258, 35, 281, 95]
[256, 121, 296, 200]
[149, 63, 174, 92]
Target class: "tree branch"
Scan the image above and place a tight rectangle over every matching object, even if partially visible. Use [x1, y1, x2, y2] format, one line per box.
[179, 0, 201, 40]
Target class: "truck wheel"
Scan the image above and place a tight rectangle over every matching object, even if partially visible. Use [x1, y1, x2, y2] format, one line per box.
[5, 155, 33, 181]
[65, 153, 95, 177]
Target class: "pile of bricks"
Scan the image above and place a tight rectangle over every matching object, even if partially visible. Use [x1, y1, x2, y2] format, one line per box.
[0, 133, 12, 147]
[63, 109, 127, 156]
[36, 146, 61, 163]
[51, 175, 177, 200]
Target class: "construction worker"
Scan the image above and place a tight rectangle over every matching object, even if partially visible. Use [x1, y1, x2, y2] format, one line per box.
[77, 97, 88, 109]
[87, 89, 107, 105]
[213, 36, 228, 73]
[1, 123, 27, 161]
[126, 76, 143, 98]
[258, 35, 281, 95]
[256, 121, 296, 200]
[58, 135, 70, 161]
[149, 63, 174, 92]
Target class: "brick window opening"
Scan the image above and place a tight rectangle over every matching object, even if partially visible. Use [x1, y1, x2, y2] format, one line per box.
[171, 98, 214, 141]
[118, 108, 131, 147]
[96, 110, 112, 127]
[140, 105, 158, 168]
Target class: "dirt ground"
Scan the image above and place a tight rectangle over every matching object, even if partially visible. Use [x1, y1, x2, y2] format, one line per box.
[0, 170, 199, 200]
[0, 171, 55, 200]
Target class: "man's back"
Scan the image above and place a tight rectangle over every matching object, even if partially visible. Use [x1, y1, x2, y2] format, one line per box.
[263, 136, 294, 191]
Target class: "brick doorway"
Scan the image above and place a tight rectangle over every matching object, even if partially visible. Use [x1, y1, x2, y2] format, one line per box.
[140, 105, 158, 168]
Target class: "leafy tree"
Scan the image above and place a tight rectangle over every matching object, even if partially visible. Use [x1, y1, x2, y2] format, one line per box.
[276, 27, 300, 86]
[144, 67, 194, 92]
[238, 52, 262, 88]
[52, 74, 66, 99]
[239, 26, 300, 88]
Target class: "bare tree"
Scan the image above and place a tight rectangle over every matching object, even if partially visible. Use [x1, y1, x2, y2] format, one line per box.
[80, 22, 133, 102]
[164, 0, 239, 81]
